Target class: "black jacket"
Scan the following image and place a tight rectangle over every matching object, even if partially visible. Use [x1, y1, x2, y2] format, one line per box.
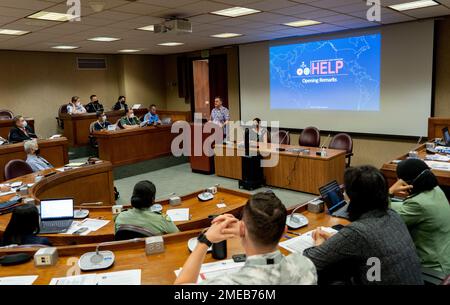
[8, 126, 37, 143]
[113, 101, 128, 112]
[85, 102, 104, 113]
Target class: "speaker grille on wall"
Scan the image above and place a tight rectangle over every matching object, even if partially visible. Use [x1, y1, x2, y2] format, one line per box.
[77, 58, 107, 70]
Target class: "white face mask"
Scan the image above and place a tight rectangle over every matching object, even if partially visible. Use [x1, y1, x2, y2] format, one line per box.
[102, 116, 107, 121]
[76, 102, 81, 107]
[129, 114, 135, 119]
[22, 121, 28, 128]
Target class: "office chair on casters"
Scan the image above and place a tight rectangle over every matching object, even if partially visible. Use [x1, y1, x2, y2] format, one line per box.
[299, 127, 320, 147]
[114, 224, 158, 241]
[329, 133, 354, 167]
[56, 104, 68, 129]
[4, 159, 33, 180]
[0, 109, 13, 120]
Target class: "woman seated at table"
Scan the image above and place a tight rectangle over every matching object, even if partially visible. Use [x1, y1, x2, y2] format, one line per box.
[119, 109, 140, 129]
[249, 118, 268, 143]
[93, 111, 112, 131]
[113, 96, 128, 111]
[389, 158, 450, 274]
[8, 115, 37, 143]
[303, 165, 423, 285]
[2, 204, 51, 246]
[114, 180, 179, 235]
[67, 96, 86, 114]
[24, 139, 53, 172]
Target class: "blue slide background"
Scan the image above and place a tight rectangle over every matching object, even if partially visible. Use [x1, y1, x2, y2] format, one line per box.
[270, 34, 381, 111]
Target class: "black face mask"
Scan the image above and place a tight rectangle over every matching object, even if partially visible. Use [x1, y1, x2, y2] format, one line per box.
[35, 149, 41, 155]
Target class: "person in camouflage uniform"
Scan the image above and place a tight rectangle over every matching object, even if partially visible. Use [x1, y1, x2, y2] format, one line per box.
[174, 192, 317, 285]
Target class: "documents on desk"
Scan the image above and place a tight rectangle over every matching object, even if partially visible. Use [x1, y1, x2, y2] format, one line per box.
[0, 275, 38, 285]
[174, 259, 245, 284]
[279, 227, 338, 254]
[425, 154, 450, 162]
[50, 270, 141, 285]
[63, 218, 109, 235]
[166, 208, 190, 222]
[425, 160, 450, 171]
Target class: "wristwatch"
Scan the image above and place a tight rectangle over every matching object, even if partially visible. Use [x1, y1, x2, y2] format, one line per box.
[197, 232, 213, 247]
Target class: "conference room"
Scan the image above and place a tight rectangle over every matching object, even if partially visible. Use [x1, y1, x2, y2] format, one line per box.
[0, 0, 449, 293]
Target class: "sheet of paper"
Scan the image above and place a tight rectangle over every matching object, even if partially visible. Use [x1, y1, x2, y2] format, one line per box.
[174, 259, 244, 284]
[65, 162, 85, 167]
[217, 203, 227, 208]
[279, 227, 338, 254]
[50, 274, 97, 285]
[425, 154, 450, 162]
[425, 160, 450, 171]
[62, 221, 92, 235]
[96, 270, 141, 285]
[0, 190, 15, 197]
[166, 208, 190, 222]
[0, 275, 38, 285]
[77, 218, 110, 231]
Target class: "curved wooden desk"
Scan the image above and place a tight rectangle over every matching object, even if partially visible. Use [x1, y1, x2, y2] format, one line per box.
[93, 125, 177, 167]
[0, 211, 348, 285]
[0, 137, 68, 182]
[0, 187, 250, 246]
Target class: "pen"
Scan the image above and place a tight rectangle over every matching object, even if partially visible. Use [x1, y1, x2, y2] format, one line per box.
[287, 231, 301, 236]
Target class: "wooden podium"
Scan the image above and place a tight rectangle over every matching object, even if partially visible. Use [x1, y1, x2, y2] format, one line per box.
[189, 123, 214, 174]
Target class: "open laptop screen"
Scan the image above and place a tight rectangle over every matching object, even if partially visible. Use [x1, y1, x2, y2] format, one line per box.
[319, 181, 346, 213]
[40, 198, 74, 220]
[443, 127, 450, 146]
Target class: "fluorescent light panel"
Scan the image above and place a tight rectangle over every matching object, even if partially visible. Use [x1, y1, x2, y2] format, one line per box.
[157, 42, 184, 46]
[0, 29, 29, 35]
[88, 37, 120, 42]
[118, 49, 141, 53]
[211, 33, 243, 38]
[27, 11, 77, 22]
[211, 7, 260, 17]
[284, 20, 322, 27]
[52, 45, 79, 50]
[137, 25, 155, 31]
[389, 0, 439, 11]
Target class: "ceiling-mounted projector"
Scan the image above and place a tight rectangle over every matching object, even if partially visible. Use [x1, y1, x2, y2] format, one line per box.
[154, 18, 192, 34]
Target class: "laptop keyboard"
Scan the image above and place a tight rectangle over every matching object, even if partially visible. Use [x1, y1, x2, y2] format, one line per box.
[332, 202, 350, 219]
[40, 219, 72, 232]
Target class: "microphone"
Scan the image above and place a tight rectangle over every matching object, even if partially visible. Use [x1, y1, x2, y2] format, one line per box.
[79, 238, 141, 271]
[321, 134, 332, 149]
[409, 136, 423, 158]
[285, 203, 309, 229]
[279, 131, 289, 145]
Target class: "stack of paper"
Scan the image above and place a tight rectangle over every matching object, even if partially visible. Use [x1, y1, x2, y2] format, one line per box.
[50, 270, 141, 285]
[166, 208, 190, 222]
[63, 218, 110, 235]
[174, 259, 245, 284]
[0, 275, 38, 285]
[425, 160, 450, 171]
[279, 227, 338, 254]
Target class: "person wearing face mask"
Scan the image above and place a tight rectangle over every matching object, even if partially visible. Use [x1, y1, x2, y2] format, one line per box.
[143, 104, 162, 126]
[85, 94, 104, 113]
[24, 139, 53, 172]
[113, 96, 128, 112]
[390, 158, 450, 274]
[8, 115, 37, 143]
[119, 109, 140, 129]
[249, 118, 268, 143]
[93, 111, 111, 131]
[67, 96, 87, 114]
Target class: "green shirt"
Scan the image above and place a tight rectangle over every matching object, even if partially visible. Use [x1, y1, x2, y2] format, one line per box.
[120, 116, 140, 127]
[391, 186, 450, 273]
[114, 208, 179, 235]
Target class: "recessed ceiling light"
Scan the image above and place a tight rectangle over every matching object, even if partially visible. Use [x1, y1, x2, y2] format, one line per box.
[27, 11, 77, 22]
[137, 25, 155, 31]
[211, 33, 243, 38]
[118, 49, 141, 53]
[283, 20, 322, 27]
[157, 42, 184, 47]
[211, 7, 260, 17]
[0, 29, 30, 35]
[52, 45, 79, 50]
[389, 0, 439, 11]
[88, 37, 121, 42]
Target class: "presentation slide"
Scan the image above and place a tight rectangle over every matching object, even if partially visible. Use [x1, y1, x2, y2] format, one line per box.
[270, 34, 381, 111]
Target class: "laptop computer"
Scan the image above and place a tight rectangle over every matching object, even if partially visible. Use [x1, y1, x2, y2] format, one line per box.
[442, 127, 450, 147]
[319, 180, 350, 219]
[39, 198, 74, 234]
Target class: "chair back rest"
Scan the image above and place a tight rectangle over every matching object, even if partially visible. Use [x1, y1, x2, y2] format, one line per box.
[299, 126, 320, 147]
[329, 133, 353, 154]
[4, 159, 33, 180]
[114, 224, 158, 241]
[270, 130, 290, 145]
[0, 109, 13, 120]
[89, 122, 96, 134]
[59, 104, 68, 115]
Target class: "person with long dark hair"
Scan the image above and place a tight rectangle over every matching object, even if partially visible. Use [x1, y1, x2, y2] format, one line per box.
[113, 96, 128, 111]
[303, 165, 423, 285]
[2, 204, 51, 246]
[390, 159, 450, 274]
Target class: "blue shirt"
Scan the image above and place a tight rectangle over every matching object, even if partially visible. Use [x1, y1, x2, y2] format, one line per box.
[144, 112, 160, 125]
[26, 154, 53, 172]
[211, 106, 230, 124]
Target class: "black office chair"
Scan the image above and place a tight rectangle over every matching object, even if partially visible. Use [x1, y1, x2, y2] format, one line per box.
[114, 224, 158, 241]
